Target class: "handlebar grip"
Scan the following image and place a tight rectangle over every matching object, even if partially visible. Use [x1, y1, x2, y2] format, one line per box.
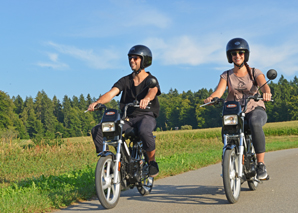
[94, 104, 102, 111]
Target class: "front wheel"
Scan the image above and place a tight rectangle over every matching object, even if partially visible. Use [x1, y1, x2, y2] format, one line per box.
[95, 156, 121, 209]
[222, 148, 241, 204]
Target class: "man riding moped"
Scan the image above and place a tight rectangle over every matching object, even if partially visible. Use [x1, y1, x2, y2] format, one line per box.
[88, 45, 161, 178]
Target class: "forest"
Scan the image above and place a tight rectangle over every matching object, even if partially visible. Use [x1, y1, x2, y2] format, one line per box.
[1, 75, 298, 142]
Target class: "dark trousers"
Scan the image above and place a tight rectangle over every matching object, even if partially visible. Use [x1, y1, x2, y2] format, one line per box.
[246, 107, 267, 154]
[91, 114, 156, 153]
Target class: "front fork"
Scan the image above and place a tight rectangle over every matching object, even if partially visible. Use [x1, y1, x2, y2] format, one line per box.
[102, 139, 130, 184]
[223, 133, 245, 178]
[238, 133, 244, 178]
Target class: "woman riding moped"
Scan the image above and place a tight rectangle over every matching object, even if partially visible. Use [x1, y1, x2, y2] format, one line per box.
[204, 38, 272, 180]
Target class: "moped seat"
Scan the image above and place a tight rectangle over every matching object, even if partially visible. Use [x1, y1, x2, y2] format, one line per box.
[124, 127, 140, 142]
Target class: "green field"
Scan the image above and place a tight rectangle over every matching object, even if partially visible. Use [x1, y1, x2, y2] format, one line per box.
[1, 120, 298, 213]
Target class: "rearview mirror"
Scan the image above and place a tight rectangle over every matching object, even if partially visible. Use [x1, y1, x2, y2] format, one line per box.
[267, 69, 277, 80]
[146, 78, 157, 88]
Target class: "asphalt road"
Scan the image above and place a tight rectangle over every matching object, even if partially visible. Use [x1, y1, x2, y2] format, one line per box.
[57, 148, 298, 213]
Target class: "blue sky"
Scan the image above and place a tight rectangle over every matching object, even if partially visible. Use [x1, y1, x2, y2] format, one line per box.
[1, 0, 298, 102]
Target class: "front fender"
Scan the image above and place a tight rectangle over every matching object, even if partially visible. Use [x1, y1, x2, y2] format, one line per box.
[223, 143, 238, 157]
[97, 151, 116, 160]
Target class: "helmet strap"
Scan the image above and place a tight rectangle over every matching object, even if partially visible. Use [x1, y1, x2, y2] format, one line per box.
[133, 68, 142, 75]
[133, 58, 143, 74]
[234, 62, 244, 68]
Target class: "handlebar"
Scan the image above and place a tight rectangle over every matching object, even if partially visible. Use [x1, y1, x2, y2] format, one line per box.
[84, 100, 151, 119]
[84, 103, 107, 113]
[122, 100, 151, 119]
[242, 95, 274, 113]
[200, 97, 224, 107]
[200, 95, 274, 113]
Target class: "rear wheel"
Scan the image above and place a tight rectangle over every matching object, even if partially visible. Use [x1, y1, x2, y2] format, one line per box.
[137, 153, 154, 196]
[95, 156, 121, 209]
[222, 148, 241, 203]
[247, 144, 259, 190]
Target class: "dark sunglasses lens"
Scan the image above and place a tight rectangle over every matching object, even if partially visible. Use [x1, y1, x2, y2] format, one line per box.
[129, 56, 138, 60]
[231, 51, 245, 56]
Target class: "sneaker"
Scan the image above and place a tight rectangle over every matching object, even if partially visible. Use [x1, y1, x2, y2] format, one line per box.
[256, 162, 268, 180]
[149, 161, 159, 177]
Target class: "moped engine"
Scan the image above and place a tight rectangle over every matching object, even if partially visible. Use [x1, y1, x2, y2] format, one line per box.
[245, 154, 257, 178]
[127, 158, 141, 183]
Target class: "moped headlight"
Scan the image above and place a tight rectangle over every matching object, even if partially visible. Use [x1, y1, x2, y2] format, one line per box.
[223, 115, 238, 125]
[102, 122, 116, 132]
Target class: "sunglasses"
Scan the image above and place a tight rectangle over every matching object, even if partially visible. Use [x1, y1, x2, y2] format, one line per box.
[129, 56, 140, 60]
[231, 50, 245, 56]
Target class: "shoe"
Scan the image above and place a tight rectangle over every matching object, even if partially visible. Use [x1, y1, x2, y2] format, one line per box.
[256, 162, 268, 180]
[149, 161, 159, 177]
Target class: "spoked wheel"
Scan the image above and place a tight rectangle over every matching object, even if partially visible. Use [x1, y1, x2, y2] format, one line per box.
[137, 154, 154, 196]
[222, 148, 241, 203]
[95, 156, 121, 209]
[247, 145, 259, 190]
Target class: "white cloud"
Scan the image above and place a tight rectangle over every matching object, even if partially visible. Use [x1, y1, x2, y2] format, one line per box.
[46, 42, 120, 69]
[145, 35, 298, 77]
[250, 42, 298, 76]
[36, 52, 68, 70]
[36, 62, 68, 70]
[69, 4, 171, 38]
[145, 35, 226, 66]
[48, 53, 58, 62]
[123, 9, 171, 29]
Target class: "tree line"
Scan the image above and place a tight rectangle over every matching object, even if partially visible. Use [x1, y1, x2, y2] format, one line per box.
[1, 75, 298, 141]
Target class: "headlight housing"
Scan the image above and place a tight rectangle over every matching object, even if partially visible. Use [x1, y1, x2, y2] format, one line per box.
[223, 115, 238, 125]
[102, 122, 116, 132]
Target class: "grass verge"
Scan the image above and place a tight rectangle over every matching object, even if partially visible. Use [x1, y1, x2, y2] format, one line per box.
[1, 121, 298, 212]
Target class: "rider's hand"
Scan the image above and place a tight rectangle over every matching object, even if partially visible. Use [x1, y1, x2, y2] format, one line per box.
[140, 97, 150, 109]
[204, 96, 213, 104]
[88, 102, 99, 111]
[262, 93, 272, 102]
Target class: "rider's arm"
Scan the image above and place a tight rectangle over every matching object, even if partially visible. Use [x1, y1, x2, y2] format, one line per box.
[88, 87, 120, 111]
[256, 74, 272, 101]
[204, 78, 227, 103]
[139, 87, 158, 109]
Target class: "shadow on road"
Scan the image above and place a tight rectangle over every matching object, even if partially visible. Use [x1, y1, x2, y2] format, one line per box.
[121, 184, 228, 205]
[59, 184, 229, 212]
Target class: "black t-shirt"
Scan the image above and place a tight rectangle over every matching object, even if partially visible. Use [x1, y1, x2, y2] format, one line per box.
[113, 72, 161, 118]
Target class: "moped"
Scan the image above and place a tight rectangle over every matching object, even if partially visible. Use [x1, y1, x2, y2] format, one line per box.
[200, 69, 277, 203]
[86, 78, 157, 209]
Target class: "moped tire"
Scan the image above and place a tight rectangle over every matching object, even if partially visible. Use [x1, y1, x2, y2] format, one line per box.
[95, 156, 121, 209]
[247, 145, 259, 190]
[137, 153, 154, 196]
[222, 148, 241, 204]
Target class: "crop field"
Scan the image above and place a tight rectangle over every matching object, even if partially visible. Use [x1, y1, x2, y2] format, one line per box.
[1, 120, 298, 212]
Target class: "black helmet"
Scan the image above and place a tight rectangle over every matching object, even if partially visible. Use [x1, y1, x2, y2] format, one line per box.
[226, 38, 250, 63]
[128, 45, 152, 69]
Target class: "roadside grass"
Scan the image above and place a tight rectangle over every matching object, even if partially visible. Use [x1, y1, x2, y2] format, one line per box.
[1, 121, 298, 212]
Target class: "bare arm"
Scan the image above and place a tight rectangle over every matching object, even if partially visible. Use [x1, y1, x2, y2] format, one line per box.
[204, 78, 227, 103]
[87, 87, 120, 111]
[256, 74, 272, 101]
[139, 87, 159, 109]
